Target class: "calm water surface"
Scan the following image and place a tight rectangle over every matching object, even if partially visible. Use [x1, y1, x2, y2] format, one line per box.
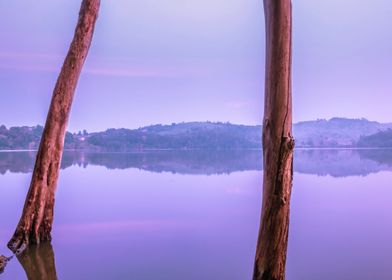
[1, 149, 392, 279]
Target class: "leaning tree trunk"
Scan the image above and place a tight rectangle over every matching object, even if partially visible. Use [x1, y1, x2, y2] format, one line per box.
[253, 1, 294, 280]
[8, 0, 100, 254]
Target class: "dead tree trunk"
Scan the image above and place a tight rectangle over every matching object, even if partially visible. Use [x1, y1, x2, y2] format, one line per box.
[253, 1, 294, 280]
[8, 0, 100, 254]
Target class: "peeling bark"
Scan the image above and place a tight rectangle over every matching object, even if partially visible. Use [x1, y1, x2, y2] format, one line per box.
[253, 1, 294, 280]
[8, 0, 100, 254]
[17, 243, 58, 280]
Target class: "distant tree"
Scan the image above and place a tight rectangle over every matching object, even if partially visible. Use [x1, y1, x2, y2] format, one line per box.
[253, 1, 294, 280]
[8, 0, 100, 253]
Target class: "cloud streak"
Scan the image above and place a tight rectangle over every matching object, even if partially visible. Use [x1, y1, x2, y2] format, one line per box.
[0, 51, 182, 78]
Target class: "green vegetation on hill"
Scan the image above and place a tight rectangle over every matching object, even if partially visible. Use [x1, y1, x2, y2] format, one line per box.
[0, 122, 262, 151]
[357, 129, 392, 147]
[87, 122, 261, 150]
[0, 125, 44, 150]
[2, 118, 392, 150]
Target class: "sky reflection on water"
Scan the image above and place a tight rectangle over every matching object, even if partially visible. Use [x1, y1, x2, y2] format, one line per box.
[1, 150, 392, 279]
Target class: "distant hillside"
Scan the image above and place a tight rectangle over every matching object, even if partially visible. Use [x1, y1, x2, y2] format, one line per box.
[0, 122, 262, 151]
[357, 129, 392, 147]
[86, 122, 261, 150]
[1, 118, 392, 150]
[293, 118, 392, 147]
[0, 125, 44, 150]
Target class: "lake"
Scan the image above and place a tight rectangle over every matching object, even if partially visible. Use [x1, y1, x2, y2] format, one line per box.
[1, 149, 392, 279]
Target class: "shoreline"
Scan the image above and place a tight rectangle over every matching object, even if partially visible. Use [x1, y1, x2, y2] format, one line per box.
[2, 147, 392, 153]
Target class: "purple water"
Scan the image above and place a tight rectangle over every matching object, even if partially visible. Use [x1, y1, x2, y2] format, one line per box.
[1, 149, 392, 279]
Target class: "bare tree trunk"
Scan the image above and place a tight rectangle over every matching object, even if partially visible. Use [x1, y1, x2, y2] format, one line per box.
[253, 1, 294, 280]
[8, 0, 100, 254]
[17, 243, 58, 280]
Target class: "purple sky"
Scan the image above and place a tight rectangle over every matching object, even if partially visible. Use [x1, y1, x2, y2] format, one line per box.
[1, 0, 392, 132]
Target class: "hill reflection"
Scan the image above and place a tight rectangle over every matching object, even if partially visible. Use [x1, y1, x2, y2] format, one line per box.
[1, 149, 392, 177]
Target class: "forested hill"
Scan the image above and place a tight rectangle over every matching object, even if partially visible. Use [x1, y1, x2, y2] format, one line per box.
[1, 118, 392, 151]
[357, 129, 392, 147]
[293, 118, 392, 147]
[0, 122, 261, 151]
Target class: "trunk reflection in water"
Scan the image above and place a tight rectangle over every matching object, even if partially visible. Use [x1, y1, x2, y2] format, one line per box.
[17, 243, 58, 280]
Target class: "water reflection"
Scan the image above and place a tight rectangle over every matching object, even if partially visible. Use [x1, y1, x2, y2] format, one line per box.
[17, 243, 57, 280]
[1, 150, 262, 175]
[295, 149, 392, 177]
[1, 149, 392, 279]
[1, 149, 392, 177]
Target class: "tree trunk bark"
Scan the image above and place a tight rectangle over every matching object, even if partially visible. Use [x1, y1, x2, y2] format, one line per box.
[8, 0, 100, 254]
[253, 1, 294, 280]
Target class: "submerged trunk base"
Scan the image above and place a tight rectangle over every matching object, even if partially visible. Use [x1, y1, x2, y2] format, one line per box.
[8, 227, 52, 255]
[8, 178, 54, 254]
[253, 268, 280, 280]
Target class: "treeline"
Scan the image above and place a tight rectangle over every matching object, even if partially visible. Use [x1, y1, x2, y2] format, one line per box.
[0, 122, 261, 151]
[357, 129, 392, 147]
[0, 125, 44, 150]
[0, 125, 79, 150]
[2, 119, 392, 151]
